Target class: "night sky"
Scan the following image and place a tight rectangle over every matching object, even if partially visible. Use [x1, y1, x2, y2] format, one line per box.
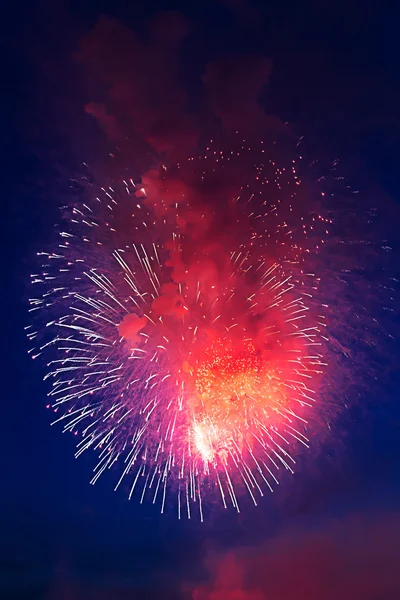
[2, 1, 400, 598]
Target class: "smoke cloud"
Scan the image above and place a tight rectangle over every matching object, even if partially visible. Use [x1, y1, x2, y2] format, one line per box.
[203, 55, 283, 135]
[77, 9, 281, 158]
[77, 11, 196, 159]
[193, 512, 400, 600]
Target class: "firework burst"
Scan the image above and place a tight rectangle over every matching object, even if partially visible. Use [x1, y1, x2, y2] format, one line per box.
[27, 136, 340, 519]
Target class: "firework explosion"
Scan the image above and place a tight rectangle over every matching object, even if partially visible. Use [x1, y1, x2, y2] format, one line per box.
[27, 136, 336, 518]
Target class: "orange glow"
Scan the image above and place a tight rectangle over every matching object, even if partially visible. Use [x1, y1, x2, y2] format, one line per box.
[196, 340, 261, 405]
[191, 338, 290, 462]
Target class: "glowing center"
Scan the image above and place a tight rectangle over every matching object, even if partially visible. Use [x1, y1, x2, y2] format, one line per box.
[195, 340, 261, 405]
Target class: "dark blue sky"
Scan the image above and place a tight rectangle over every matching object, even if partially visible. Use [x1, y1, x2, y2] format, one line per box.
[2, 1, 400, 598]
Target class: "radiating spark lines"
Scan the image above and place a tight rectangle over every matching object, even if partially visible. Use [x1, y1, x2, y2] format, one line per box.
[27, 137, 334, 519]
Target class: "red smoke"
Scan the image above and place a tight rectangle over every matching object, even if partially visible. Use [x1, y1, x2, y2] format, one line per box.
[77, 11, 198, 159]
[77, 9, 283, 160]
[193, 513, 400, 600]
[203, 55, 283, 135]
[118, 313, 147, 346]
